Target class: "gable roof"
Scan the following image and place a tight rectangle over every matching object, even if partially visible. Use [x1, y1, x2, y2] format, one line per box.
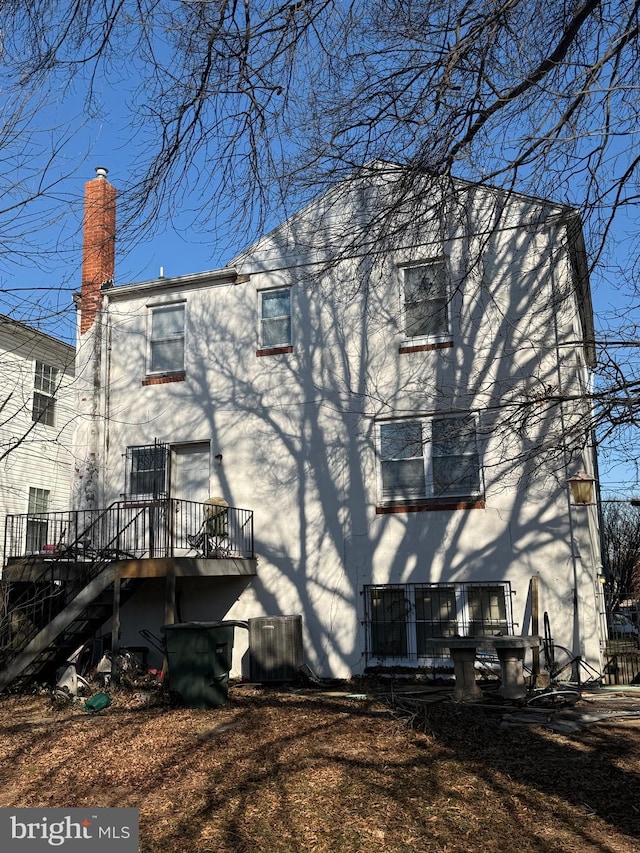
[230, 165, 595, 366]
[0, 314, 75, 369]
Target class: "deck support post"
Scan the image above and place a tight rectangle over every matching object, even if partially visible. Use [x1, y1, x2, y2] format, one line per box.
[111, 573, 121, 685]
[163, 567, 176, 676]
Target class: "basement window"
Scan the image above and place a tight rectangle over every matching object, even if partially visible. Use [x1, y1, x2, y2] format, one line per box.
[365, 582, 513, 662]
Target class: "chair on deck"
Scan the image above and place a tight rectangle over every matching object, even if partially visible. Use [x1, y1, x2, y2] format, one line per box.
[187, 497, 230, 557]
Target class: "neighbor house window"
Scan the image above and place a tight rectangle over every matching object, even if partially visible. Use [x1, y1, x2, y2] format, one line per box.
[378, 415, 481, 503]
[259, 288, 291, 349]
[125, 444, 169, 499]
[402, 261, 449, 340]
[32, 361, 58, 426]
[26, 487, 50, 553]
[365, 582, 513, 661]
[148, 304, 185, 374]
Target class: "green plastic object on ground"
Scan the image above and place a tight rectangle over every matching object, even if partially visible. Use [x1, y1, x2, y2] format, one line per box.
[161, 621, 237, 709]
[85, 692, 111, 714]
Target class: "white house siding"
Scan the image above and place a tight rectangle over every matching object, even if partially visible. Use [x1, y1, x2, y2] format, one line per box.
[0, 318, 75, 571]
[86, 177, 602, 678]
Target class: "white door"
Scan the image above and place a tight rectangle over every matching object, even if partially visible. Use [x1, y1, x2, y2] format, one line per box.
[172, 443, 211, 502]
[171, 443, 210, 553]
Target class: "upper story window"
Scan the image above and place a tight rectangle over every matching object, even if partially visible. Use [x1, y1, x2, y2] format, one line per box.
[32, 361, 58, 426]
[148, 304, 185, 374]
[378, 414, 482, 507]
[258, 287, 292, 353]
[402, 261, 450, 343]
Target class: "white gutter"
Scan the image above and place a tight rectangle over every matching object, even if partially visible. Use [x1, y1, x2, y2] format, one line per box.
[104, 267, 240, 300]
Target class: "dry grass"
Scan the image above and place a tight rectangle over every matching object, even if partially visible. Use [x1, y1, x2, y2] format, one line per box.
[0, 683, 639, 852]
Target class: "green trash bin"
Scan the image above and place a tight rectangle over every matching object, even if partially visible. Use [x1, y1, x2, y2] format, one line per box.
[161, 621, 237, 709]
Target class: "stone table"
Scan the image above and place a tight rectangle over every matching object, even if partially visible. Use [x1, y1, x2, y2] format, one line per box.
[428, 638, 486, 702]
[429, 636, 540, 703]
[491, 636, 540, 701]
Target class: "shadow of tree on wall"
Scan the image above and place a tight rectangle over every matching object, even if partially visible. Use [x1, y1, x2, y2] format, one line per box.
[101, 173, 600, 678]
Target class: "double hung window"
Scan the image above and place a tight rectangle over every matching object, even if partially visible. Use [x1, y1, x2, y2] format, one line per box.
[148, 304, 185, 374]
[402, 261, 449, 341]
[259, 288, 291, 349]
[32, 361, 58, 426]
[378, 415, 481, 503]
[26, 487, 50, 553]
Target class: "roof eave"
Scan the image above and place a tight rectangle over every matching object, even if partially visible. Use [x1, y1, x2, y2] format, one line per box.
[105, 267, 239, 300]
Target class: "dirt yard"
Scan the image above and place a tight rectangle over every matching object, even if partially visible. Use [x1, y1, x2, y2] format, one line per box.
[0, 682, 639, 852]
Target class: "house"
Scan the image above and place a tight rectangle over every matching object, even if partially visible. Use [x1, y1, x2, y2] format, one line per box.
[0, 164, 604, 688]
[0, 315, 75, 574]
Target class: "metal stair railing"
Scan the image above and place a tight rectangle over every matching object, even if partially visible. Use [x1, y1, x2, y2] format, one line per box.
[0, 503, 149, 678]
[0, 566, 126, 691]
[0, 498, 255, 685]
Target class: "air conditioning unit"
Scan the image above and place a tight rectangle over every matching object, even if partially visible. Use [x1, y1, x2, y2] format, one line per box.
[248, 615, 304, 682]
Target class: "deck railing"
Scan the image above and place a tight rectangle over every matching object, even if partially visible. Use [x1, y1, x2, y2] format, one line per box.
[0, 500, 253, 678]
[3, 499, 254, 566]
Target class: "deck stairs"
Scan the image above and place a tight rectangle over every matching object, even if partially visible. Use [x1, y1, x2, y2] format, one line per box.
[0, 506, 146, 692]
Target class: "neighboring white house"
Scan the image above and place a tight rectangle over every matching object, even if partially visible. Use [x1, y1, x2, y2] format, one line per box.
[58, 164, 604, 681]
[0, 316, 75, 572]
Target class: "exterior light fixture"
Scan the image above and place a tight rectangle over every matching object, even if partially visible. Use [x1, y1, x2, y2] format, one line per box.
[568, 471, 596, 506]
[214, 453, 223, 465]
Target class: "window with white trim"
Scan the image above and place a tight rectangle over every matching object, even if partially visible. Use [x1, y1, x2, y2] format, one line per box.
[26, 487, 50, 553]
[148, 304, 185, 374]
[259, 287, 291, 348]
[365, 582, 513, 661]
[402, 261, 449, 341]
[32, 361, 58, 426]
[378, 415, 481, 503]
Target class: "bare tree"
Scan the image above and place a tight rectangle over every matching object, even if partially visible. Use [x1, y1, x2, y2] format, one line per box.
[0, 3, 634, 249]
[0, 1, 639, 472]
[602, 500, 640, 603]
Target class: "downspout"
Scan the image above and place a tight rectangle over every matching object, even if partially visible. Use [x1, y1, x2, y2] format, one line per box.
[98, 282, 113, 510]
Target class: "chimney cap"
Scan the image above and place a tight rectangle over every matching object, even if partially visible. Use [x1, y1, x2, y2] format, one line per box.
[95, 166, 109, 179]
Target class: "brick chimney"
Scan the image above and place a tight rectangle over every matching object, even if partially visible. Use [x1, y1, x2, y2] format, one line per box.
[80, 166, 115, 334]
